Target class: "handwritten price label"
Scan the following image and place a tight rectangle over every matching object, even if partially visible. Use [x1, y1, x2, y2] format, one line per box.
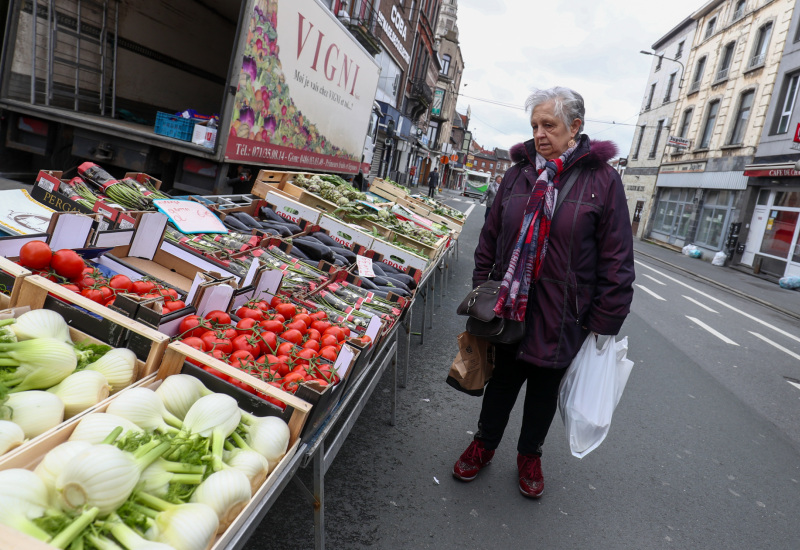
[153, 199, 228, 234]
[356, 255, 375, 278]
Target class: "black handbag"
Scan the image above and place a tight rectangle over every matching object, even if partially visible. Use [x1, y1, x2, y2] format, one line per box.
[456, 280, 525, 344]
[457, 166, 584, 345]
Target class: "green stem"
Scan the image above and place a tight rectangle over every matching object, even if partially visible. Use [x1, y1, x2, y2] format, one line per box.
[0, 319, 15, 327]
[49, 506, 99, 549]
[211, 430, 226, 472]
[158, 459, 205, 475]
[101, 426, 123, 445]
[85, 534, 123, 550]
[127, 502, 158, 519]
[132, 439, 162, 460]
[230, 431, 253, 452]
[169, 473, 205, 485]
[135, 492, 175, 513]
[135, 441, 172, 471]
[0, 358, 19, 366]
[69, 535, 84, 550]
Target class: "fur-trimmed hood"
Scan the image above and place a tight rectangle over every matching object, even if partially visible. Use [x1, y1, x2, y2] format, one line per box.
[509, 138, 619, 169]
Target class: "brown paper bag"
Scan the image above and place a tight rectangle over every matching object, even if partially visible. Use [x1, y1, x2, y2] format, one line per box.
[446, 331, 495, 396]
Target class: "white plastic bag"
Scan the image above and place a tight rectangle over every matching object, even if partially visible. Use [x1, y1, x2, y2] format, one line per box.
[558, 335, 635, 458]
[712, 250, 727, 266]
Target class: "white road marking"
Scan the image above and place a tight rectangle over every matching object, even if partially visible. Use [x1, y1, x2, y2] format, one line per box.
[685, 316, 739, 345]
[635, 284, 666, 301]
[464, 204, 476, 217]
[643, 273, 666, 285]
[635, 259, 800, 345]
[682, 295, 719, 313]
[787, 380, 800, 392]
[748, 332, 800, 361]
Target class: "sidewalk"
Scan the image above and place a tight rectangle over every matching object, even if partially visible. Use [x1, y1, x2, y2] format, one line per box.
[634, 239, 800, 320]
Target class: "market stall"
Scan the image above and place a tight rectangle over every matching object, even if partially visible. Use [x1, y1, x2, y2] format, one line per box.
[0, 163, 466, 550]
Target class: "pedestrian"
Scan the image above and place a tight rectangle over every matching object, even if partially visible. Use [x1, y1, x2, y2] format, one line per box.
[427, 167, 439, 198]
[481, 175, 501, 221]
[452, 86, 635, 498]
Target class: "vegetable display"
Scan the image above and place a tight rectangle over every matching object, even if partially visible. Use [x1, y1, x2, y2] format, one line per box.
[0, 378, 292, 549]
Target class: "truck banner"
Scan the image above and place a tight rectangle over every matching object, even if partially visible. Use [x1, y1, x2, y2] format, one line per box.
[225, 0, 380, 174]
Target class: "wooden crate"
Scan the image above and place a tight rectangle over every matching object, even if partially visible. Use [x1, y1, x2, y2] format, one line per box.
[391, 231, 445, 260]
[0, 370, 308, 550]
[369, 178, 409, 201]
[0, 256, 30, 306]
[11, 275, 169, 376]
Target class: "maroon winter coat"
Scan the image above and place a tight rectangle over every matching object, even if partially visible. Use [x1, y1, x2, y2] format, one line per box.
[473, 135, 635, 368]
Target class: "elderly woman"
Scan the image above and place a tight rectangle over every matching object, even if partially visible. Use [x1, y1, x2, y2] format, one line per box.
[453, 87, 635, 498]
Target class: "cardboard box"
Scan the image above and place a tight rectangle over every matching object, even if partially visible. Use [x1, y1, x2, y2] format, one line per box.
[368, 237, 429, 272]
[192, 120, 218, 148]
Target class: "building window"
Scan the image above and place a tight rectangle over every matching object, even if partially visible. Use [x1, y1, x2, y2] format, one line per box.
[760, 211, 799, 259]
[648, 120, 664, 159]
[632, 125, 645, 160]
[705, 16, 717, 40]
[663, 73, 676, 103]
[732, 0, 746, 22]
[696, 190, 734, 248]
[728, 90, 755, 145]
[715, 42, 735, 82]
[774, 73, 800, 134]
[655, 56, 663, 71]
[675, 41, 684, 60]
[678, 108, 693, 138]
[690, 56, 707, 93]
[749, 21, 773, 69]
[653, 188, 694, 237]
[645, 83, 656, 110]
[699, 100, 720, 149]
[427, 120, 439, 145]
[489, 163, 494, 169]
[440, 54, 451, 76]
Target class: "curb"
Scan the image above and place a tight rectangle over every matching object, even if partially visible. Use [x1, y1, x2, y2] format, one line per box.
[634, 249, 800, 322]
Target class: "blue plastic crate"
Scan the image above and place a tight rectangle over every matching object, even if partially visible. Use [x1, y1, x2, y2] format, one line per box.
[154, 112, 195, 142]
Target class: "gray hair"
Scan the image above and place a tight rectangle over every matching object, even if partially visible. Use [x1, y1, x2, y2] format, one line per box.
[525, 87, 585, 134]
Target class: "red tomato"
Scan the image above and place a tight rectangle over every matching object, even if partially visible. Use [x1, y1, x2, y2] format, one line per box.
[236, 306, 264, 320]
[275, 303, 296, 319]
[310, 311, 328, 321]
[131, 280, 156, 295]
[159, 288, 179, 300]
[236, 318, 258, 334]
[277, 342, 297, 357]
[201, 365, 228, 380]
[207, 349, 228, 362]
[303, 339, 320, 352]
[258, 331, 278, 355]
[319, 346, 338, 362]
[19, 241, 52, 270]
[178, 315, 209, 338]
[285, 320, 307, 335]
[201, 332, 233, 354]
[229, 349, 255, 367]
[297, 348, 318, 363]
[205, 310, 232, 325]
[80, 288, 104, 303]
[164, 299, 186, 311]
[293, 313, 312, 328]
[358, 334, 372, 345]
[50, 250, 85, 280]
[306, 328, 321, 342]
[232, 334, 261, 357]
[324, 327, 345, 343]
[269, 296, 284, 308]
[320, 334, 338, 348]
[98, 285, 114, 302]
[311, 320, 332, 333]
[259, 319, 284, 334]
[280, 329, 303, 345]
[108, 274, 133, 293]
[182, 336, 208, 352]
[282, 372, 305, 389]
[270, 313, 286, 324]
[253, 300, 270, 311]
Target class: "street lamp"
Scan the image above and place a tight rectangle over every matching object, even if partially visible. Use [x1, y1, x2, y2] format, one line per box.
[640, 50, 685, 89]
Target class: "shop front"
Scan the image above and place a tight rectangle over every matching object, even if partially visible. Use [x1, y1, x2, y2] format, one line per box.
[647, 166, 747, 255]
[740, 164, 800, 279]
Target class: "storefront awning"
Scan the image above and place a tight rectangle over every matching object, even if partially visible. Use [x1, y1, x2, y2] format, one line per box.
[742, 162, 800, 178]
[656, 170, 748, 190]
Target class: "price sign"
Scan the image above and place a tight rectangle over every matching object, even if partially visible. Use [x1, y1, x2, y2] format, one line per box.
[356, 255, 376, 278]
[153, 199, 228, 234]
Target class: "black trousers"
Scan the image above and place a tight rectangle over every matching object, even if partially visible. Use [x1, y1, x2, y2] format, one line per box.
[475, 344, 568, 456]
[428, 185, 435, 197]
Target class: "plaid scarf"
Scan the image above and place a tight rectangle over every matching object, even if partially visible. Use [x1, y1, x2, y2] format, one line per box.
[493, 142, 580, 322]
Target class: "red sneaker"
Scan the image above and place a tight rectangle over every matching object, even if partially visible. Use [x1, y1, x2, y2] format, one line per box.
[453, 440, 494, 481]
[517, 454, 544, 498]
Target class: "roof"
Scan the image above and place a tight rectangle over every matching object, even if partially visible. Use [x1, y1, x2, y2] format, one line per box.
[652, 16, 696, 50]
[494, 148, 511, 161]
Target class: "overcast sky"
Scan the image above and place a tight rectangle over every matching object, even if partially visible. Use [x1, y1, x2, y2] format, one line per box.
[455, 0, 705, 157]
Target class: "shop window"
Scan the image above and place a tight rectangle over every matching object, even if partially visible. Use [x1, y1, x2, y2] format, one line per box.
[756, 188, 770, 206]
[695, 190, 733, 248]
[760, 210, 798, 258]
[774, 190, 800, 207]
[653, 188, 694, 237]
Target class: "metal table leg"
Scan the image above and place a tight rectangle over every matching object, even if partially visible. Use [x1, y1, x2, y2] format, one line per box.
[403, 306, 412, 387]
[314, 442, 325, 550]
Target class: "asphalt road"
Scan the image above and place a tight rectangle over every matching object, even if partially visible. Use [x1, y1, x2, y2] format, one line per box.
[246, 191, 800, 550]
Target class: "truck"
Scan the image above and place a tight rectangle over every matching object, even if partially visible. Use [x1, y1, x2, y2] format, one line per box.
[462, 168, 490, 199]
[0, 0, 380, 194]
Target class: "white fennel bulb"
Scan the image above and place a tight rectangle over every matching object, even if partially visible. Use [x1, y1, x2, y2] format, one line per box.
[224, 449, 269, 493]
[247, 416, 290, 472]
[86, 348, 138, 393]
[0, 469, 52, 542]
[34, 440, 92, 500]
[0, 420, 25, 455]
[190, 469, 251, 532]
[11, 309, 72, 343]
[183, 393, 241, 471]
[106, 387, 181, 432]
[146, 503, 219, 550]
[69, 412, 143, 444]
[0, 338, 77, 392]
[49, 370, 110, 418]
[104, 513, 176, 550]
[155, 374, 209, 420]
[1, 390, 64, 438]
